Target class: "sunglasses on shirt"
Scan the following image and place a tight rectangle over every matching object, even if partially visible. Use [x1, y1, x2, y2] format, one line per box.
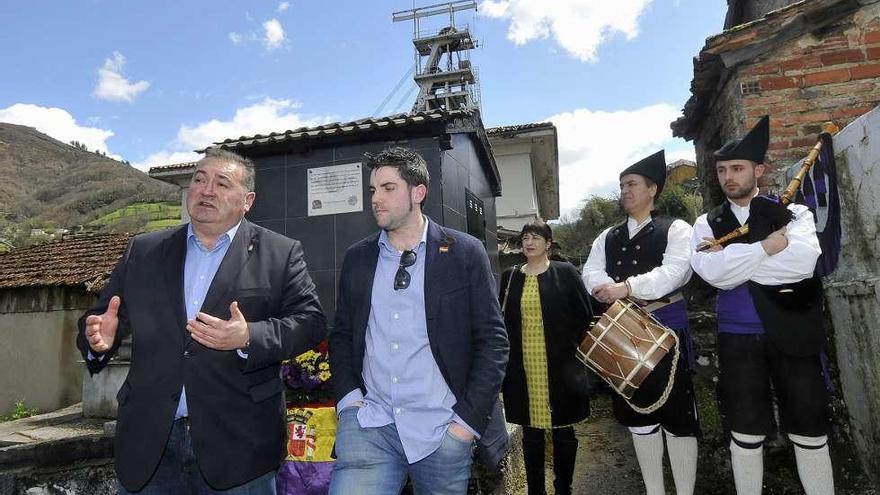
[394, 250, 417, 291]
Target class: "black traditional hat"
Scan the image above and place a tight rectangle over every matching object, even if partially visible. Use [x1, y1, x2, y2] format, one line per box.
[620, 150, 666, 196]
[714, 115, 770, 163]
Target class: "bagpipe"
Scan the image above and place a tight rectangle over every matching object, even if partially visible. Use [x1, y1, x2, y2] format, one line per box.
[697, 122, 842, 278]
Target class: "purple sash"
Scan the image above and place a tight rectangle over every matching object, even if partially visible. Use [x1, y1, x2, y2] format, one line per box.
[717, 284, 764, 334]
[651, 299, 695, 370]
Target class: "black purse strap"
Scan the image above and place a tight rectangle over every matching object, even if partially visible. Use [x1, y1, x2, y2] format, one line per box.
[501, 265, 518, 313]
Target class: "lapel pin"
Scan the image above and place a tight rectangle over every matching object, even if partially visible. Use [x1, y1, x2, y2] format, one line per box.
[439, 245, 449, 253]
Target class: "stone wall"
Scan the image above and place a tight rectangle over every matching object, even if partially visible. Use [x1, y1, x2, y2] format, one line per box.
[738, 4, 880, 179]
[822, 105, 880, 485]
[693, 3, 880, 207]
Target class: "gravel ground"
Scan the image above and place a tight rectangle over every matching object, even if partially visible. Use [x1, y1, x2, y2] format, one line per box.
[511, 382, 877, 494]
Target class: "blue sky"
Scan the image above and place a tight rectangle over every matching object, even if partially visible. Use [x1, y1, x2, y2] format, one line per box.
[0, 0, 728, 213]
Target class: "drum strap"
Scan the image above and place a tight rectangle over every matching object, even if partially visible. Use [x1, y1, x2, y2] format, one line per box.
[639, 291, 684, 313]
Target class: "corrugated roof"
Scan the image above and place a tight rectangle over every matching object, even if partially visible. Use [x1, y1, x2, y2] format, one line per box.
[0, 234, 131, 293]
[486, 122, 555, 135]
[207, 111, 456, 151]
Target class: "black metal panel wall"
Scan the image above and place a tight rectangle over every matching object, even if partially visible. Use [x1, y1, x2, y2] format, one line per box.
[440, 133, 500, 276]
[244, 136, 457, 324]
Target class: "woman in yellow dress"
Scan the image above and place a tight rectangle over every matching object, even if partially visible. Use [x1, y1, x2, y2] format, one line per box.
[499, 221, 595, 495]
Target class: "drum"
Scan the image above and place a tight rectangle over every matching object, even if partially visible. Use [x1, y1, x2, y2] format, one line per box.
[576, 298, 680, 414]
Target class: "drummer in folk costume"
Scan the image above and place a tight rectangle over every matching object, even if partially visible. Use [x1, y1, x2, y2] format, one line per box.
[582, 150, 699, 495]
[691, 116, 834, 495]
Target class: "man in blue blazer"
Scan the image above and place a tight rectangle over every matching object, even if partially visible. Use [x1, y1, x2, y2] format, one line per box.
[78, 149, 326, 493]
[328, 147, 509, 495]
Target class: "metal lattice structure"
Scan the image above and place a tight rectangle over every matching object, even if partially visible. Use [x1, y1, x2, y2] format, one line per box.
[392, 1, 481, 114]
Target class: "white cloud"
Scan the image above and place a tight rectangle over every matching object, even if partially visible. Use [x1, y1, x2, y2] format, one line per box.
[134, 97, 331, 171]
[278, 1, 290, 13]
[0, 103, 118, 157]
[229, 32, 243, 45]
[546, 103, 694, 213]
[666, 148, 697, 164]
[262, 18, 287, 50]
[176, 97, 322, 150]
[480, 0, 652, 62]
[92, 51, 150, 102]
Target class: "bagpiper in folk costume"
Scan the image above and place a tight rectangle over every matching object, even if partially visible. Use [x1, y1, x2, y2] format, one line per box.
[690, 116, 834, 495]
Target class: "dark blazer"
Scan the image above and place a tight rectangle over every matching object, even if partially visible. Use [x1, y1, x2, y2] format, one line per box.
[500, 261, 593, 426]
[77, 219, 326, 491]
[328, 219, 509, 435]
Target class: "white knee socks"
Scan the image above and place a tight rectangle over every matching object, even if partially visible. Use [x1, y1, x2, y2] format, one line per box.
[666, 431, 698, 495]
[789, 434, 834, 495]
[730, 431, 765, 495]
[630, 426, 665, 495]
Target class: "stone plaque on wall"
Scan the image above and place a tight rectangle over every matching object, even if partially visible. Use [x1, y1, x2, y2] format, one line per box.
[307, 163, 363, 216]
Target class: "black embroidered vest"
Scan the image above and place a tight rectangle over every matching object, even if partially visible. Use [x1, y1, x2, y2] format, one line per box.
[707, 201, 824, 356]
[604, 216, 674, 283]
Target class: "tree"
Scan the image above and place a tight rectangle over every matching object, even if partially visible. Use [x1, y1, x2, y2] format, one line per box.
[553, 195, 624, 263]
[655, 183, 703, 224]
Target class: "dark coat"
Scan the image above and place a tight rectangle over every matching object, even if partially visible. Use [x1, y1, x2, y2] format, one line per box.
[500, 261, 593, 427]
[77, 220, 326, 491]
[329, 219, 510, 436]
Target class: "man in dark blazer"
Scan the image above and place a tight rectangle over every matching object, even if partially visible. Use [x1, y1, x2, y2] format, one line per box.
[78, 149, 326, 493]
[328, 147, 509, 495]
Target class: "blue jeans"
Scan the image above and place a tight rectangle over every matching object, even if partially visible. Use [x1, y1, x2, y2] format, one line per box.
[329, 407, 474, 495]
[118, 418, 277, 494]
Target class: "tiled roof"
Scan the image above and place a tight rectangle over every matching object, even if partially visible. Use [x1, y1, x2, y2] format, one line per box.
[486, 122, 555, 136]
[207, 110, 459, 151]
[149, 161, 198, 174]
[0, 234, 131, 293]
[672, 0, 875, 139]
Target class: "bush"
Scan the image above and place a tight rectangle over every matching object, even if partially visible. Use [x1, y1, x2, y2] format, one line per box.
[1, 400, 38, 421]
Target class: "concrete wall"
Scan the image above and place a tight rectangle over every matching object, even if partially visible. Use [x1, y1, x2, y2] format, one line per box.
[0, 287, 94, 416]
[493, 142, 538, 232]
[823, 105, 880, 484]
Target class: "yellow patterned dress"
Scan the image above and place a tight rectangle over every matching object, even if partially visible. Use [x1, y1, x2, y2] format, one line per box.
[520, 273, 552, 428]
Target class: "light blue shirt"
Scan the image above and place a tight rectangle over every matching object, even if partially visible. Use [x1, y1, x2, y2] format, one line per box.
[337, 218, 475, 463]
[175, 221, 241, 419]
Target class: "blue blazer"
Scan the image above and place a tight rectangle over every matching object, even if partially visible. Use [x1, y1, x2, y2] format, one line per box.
[329, 219, 509, 435]
[77, 220, 326, 491]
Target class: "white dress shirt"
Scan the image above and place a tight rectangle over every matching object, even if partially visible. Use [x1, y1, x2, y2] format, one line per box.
[690, 199, 821, 291]
[582, 216, 694, 300]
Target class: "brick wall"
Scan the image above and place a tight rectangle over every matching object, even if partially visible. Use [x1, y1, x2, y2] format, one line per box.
[736, 4, 880, 183]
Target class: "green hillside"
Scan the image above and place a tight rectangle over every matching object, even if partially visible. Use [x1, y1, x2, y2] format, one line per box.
[0, 123, 181, 246]
[89, 202, 183, 232]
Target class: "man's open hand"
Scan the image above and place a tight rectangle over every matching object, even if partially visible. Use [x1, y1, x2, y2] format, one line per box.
[187, 301, 251, 351]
